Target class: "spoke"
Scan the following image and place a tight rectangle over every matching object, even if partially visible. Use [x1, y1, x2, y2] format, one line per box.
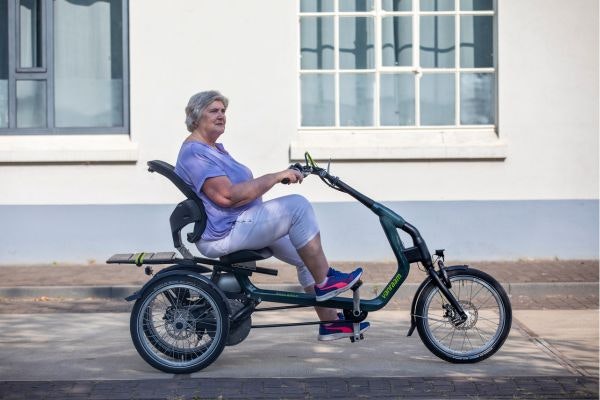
[449, 327, 456, 348]
[469, 282, 487, 302]
[474, 289, 496, 309]
[435, 289, 446, 306]
[429, 320, 450, 334]
[438, 327, 456, 343]
[464, 330, 475, 351]
[477, 314, 500, 325]
[473, 325, 490, 345]
[424, 315, 451, 324]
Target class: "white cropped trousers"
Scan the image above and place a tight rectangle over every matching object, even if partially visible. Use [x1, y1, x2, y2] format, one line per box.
[197, 194, 320, 288]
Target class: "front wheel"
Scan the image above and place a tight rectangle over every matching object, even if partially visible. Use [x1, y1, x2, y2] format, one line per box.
[415, 268, 512, 363]
[130, 276, 229, 373]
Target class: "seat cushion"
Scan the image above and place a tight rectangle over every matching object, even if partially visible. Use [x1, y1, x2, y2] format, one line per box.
[219, 248, 273, 264]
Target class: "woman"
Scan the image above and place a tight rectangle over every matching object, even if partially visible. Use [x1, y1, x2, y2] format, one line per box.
[175, 90, 369, 341]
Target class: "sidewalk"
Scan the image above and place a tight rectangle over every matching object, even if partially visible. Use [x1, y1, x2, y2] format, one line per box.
[0, 309, 597, 399]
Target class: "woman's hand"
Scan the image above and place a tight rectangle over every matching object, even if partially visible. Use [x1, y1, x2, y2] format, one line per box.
[277, 168, 303, 185]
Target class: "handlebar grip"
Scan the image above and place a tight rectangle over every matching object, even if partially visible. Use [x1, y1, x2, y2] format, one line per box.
[281, 163, 304, 184]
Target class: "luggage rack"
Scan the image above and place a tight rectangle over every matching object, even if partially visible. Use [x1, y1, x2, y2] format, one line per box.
[107, 252, 179, 266]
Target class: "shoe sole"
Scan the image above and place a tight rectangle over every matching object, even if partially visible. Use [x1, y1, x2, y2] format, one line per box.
[315, 271, 362, 302]
[318, 324, 370, 341]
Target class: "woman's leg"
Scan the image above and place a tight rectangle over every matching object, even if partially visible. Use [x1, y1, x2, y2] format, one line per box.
[200, 194, 359, 305]
[216, 195, 331, 286]
[269, 235, 338, 322]
[296, 233, 329, 284]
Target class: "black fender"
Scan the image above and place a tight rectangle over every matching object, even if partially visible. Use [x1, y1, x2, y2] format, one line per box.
[125, 265, 232, 316]
[407, 265, 469, 336]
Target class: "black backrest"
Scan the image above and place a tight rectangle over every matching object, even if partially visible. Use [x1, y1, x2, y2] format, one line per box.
[147, 160, 207, 246]
[148, 160, 199, 201]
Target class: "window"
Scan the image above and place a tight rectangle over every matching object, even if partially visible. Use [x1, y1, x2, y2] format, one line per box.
[0, 0, 129, 134]
[296, 0, 502, 160]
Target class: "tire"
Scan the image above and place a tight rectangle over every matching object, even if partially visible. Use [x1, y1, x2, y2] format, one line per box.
[130, 276, 229, 373]
[415, 268, 512, 363]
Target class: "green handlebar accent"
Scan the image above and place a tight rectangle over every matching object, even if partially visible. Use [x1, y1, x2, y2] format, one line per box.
[305, 152, 317, 168]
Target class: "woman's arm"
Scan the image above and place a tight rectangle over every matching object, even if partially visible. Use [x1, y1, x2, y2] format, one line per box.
[202, 169, 303, 208]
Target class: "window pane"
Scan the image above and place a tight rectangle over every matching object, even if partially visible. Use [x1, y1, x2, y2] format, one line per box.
[420, 73, 454, 125]
[380, 74, 415, 126]
[460, 16, 493, 68]
[16, 80, 46, 128]
[301, 74, 335, 126]
[0, 0, 8, 127]
[460, 0, 493, 11]
[420, 16, 455, 68]
[54, 0, 124, 128]
[19, 0, 43, 69]
[339, 0, 374, 12]
[301, 17, 334, 69]
[300, 0, 334, 12]
[461, 73, 495, 125]
[340, 73, 374, 126]
[420, 0, 454, 11]
[339, 17, 374, 69]
[382, 17, 412, 66]
[0, 79, 6, 128]
[382, 0, 412, 11]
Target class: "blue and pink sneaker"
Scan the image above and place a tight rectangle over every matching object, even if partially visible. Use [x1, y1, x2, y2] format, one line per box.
[314, 267, 363, 302]
[318, 313, 370, 341]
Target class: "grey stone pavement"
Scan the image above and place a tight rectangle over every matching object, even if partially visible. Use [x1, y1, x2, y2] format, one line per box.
[0, 259, 598, 399]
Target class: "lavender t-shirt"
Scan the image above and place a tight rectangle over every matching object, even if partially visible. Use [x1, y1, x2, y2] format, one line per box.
[175, 141, 261, 241]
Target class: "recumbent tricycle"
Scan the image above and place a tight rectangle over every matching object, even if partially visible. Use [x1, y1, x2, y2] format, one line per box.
[107, 152, 512, 373]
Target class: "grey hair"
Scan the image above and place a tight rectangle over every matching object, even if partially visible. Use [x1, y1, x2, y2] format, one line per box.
[185, 90, 229, 132]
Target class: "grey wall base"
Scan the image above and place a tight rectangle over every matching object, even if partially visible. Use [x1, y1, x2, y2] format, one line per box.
[0, 200, 598, 264]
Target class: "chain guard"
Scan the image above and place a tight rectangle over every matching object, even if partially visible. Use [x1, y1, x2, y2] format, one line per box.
[226, 299, 252, 346]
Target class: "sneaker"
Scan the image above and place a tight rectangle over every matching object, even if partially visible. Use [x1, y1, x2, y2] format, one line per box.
[314, 267, 363, 302]
[318, 315, 370, 341]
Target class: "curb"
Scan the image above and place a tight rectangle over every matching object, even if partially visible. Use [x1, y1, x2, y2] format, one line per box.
[0, 282, 597, 300]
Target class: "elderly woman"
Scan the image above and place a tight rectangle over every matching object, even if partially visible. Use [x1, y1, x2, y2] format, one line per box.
[175, 90, 370, 341]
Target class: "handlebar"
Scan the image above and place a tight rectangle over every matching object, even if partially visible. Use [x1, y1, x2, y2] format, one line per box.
[280, 163, 307, 185]
[281, 152, 375, 209]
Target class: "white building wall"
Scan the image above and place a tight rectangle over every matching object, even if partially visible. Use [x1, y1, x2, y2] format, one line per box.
[0, 0, 597, 263]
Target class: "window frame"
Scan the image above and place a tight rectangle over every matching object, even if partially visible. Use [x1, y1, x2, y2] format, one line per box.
[1, 0, 130, 136]
[294, 0, 504, 160]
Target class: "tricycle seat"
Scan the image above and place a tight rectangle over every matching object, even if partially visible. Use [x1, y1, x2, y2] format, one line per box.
[220, 248, 273, 264]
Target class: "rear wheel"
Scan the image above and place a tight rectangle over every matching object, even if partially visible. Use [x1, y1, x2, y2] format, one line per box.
[415, 269, 511, 363]
[130, 276, 229, 373]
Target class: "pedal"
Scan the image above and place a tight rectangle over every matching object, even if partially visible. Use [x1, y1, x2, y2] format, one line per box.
[351, 279, 363, 291]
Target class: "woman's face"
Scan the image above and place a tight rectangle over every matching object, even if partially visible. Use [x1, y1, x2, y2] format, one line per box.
[198, 100, 226, 136]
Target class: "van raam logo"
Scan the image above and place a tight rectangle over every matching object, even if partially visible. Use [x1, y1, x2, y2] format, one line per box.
[381, 273, 403, 299]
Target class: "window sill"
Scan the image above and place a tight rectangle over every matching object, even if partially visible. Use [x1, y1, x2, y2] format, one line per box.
[0, 134, 138, 163]
[290, 128, 506, 161]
